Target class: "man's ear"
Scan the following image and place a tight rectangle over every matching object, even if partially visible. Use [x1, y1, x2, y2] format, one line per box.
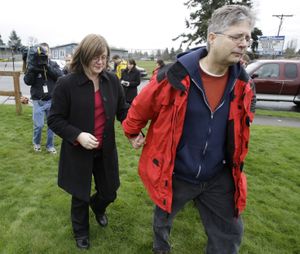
[207, 32, 217, 46]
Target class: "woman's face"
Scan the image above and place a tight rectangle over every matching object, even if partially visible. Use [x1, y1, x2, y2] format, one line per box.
[127, 62, 134, 70]
[88, 49, 108, 75]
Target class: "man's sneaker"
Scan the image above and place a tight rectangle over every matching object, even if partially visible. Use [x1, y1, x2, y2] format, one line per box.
[47, 147, 57, 154]
[33, 144, 41, 152]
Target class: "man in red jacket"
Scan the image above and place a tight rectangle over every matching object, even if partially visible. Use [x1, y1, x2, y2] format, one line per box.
[123, 5, 256, 254]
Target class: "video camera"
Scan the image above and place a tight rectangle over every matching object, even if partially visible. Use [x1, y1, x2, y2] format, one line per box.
[21, 45, 48, 69]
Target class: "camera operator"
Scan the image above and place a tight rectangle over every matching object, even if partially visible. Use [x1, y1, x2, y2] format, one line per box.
[24, 42, 63, 154]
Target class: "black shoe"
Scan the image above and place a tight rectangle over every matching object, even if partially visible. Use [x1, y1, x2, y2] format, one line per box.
[95, 213, 108, 227]
[89, 198, 108, 227]
[75, 237, 89, 249]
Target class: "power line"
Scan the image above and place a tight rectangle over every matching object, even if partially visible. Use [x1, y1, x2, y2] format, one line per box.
[272, 14, 293, 36]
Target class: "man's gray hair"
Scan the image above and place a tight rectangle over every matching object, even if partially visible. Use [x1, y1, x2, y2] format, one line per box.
[207, 5, 255, 35]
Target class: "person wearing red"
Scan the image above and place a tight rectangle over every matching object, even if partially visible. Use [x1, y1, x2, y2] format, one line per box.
[122, 5, 256, 254]
[48, 34, 129, 249]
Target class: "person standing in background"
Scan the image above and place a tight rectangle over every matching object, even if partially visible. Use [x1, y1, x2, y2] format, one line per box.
[156, 59, 165, 69]
[111, 54, 127, 79]
[120, 59, 141, 104]
[151, 59, 167, 82]
[24, 42, 63, 154]
[240, 53, 250, 67]
[48, 34, 129, 250]
[63, 54, 72, 74]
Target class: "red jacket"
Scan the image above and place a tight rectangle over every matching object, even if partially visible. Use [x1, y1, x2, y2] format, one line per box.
[122, 62, 256, 215]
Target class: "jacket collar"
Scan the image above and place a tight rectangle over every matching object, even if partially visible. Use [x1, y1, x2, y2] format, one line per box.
[163, 47, 207, 92]
[75, 70, 110, 86]
[166, 47, 247, 92]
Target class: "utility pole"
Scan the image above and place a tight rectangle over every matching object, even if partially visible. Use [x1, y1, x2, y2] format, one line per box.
[272, 14, 293, 36]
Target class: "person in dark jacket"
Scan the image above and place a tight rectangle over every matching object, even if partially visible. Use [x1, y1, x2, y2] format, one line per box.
[122, 5, 256, 254]
[24, 42, 63, 154]
[47, 34, 129, 250]
[151, 59, 167, 82]
[156, 59, 165, 69]
[120, 59, 141, 104]
[62, 54, 72, 75]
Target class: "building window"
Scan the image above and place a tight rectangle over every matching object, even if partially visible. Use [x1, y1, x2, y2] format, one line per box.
[59, 50, 65, 58]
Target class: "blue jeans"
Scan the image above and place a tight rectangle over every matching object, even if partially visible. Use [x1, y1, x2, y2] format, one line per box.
[32, 99, 54, 148]
[153, 168, 243, 254]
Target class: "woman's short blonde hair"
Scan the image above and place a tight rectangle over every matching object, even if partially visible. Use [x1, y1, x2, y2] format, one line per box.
[70, 34, 110, 73]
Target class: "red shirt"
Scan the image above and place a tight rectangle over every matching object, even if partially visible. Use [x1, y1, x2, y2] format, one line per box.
[94, 90, 106, 148]
[200, 67, 228, 112]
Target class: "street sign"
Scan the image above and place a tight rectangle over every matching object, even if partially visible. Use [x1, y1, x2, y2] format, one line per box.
[257, 36, 285, 55]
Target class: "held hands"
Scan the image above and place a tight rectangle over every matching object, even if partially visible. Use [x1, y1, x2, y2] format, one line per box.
[121, 80, 130, 87]
[77, 132, 99, 150]
[128, 132, 145, 149]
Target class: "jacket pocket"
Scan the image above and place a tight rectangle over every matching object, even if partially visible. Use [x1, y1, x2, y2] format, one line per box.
[145, 154, 164, 188]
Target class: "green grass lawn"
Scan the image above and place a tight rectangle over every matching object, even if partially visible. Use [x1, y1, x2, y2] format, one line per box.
[255, 109, 300, 120]
[136, 60, 156, 79]
[0, 105, 299, 254]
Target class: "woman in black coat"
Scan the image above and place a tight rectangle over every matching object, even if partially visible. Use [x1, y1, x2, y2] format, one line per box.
[48, 34, 129, 249]
[120, 59, 141, 104]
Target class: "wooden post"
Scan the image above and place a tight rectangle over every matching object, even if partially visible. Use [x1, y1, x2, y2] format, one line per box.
[13, 72, 22, 115]
[0, 71, 22, 115]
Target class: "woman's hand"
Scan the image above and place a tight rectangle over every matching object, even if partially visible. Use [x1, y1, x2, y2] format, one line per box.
[77, 132, 99, 150]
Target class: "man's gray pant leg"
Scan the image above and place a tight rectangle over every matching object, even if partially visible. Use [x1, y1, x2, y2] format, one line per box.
[152, 178, 197, 252]
[195, 169, 244, 254]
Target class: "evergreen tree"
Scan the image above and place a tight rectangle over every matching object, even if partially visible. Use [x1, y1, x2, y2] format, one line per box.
[8, 30, 22, 49]
[173, 0, 253, 47]
[284, 39, 298, 58]
[156, 49, 162, 59]
[162, 48, 170, 61]
[175, 46, 184, 56]
[0, 34, 5, 45]
[251, 27, 263, 53]
[170, 47, 176, 60]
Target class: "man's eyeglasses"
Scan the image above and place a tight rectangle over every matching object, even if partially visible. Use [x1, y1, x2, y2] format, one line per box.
[215, 32, 252, 46]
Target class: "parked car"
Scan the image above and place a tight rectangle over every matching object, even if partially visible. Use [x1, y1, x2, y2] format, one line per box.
[136, 65, 148, 78]
[246, 59, 300, 106]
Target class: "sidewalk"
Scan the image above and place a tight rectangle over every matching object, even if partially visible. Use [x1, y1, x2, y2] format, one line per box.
[253, 115, 300, 128]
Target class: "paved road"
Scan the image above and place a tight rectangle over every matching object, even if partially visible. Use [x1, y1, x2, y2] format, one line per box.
[253, 115, 300, 128]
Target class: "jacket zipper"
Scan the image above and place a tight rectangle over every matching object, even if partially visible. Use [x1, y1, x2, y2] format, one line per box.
[191, 78, 228, 178]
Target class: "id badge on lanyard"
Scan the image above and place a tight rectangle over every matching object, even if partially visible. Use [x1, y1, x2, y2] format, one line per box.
[43, 84, 48, 93]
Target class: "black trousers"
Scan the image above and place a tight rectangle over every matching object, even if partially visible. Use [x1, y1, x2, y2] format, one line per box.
[71, 149, 117, 238]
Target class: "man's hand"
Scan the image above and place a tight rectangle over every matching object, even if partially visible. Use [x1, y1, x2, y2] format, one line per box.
[128, 132, 145, 149]
[77, 132, 99, 150]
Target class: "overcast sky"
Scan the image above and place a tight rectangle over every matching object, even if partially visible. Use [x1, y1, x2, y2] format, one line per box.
[1, 0, 299, 51]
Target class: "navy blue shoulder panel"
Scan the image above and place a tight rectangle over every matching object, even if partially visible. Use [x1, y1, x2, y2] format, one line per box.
[238, 67, 250, 83]
[156, 62, 188, 91]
